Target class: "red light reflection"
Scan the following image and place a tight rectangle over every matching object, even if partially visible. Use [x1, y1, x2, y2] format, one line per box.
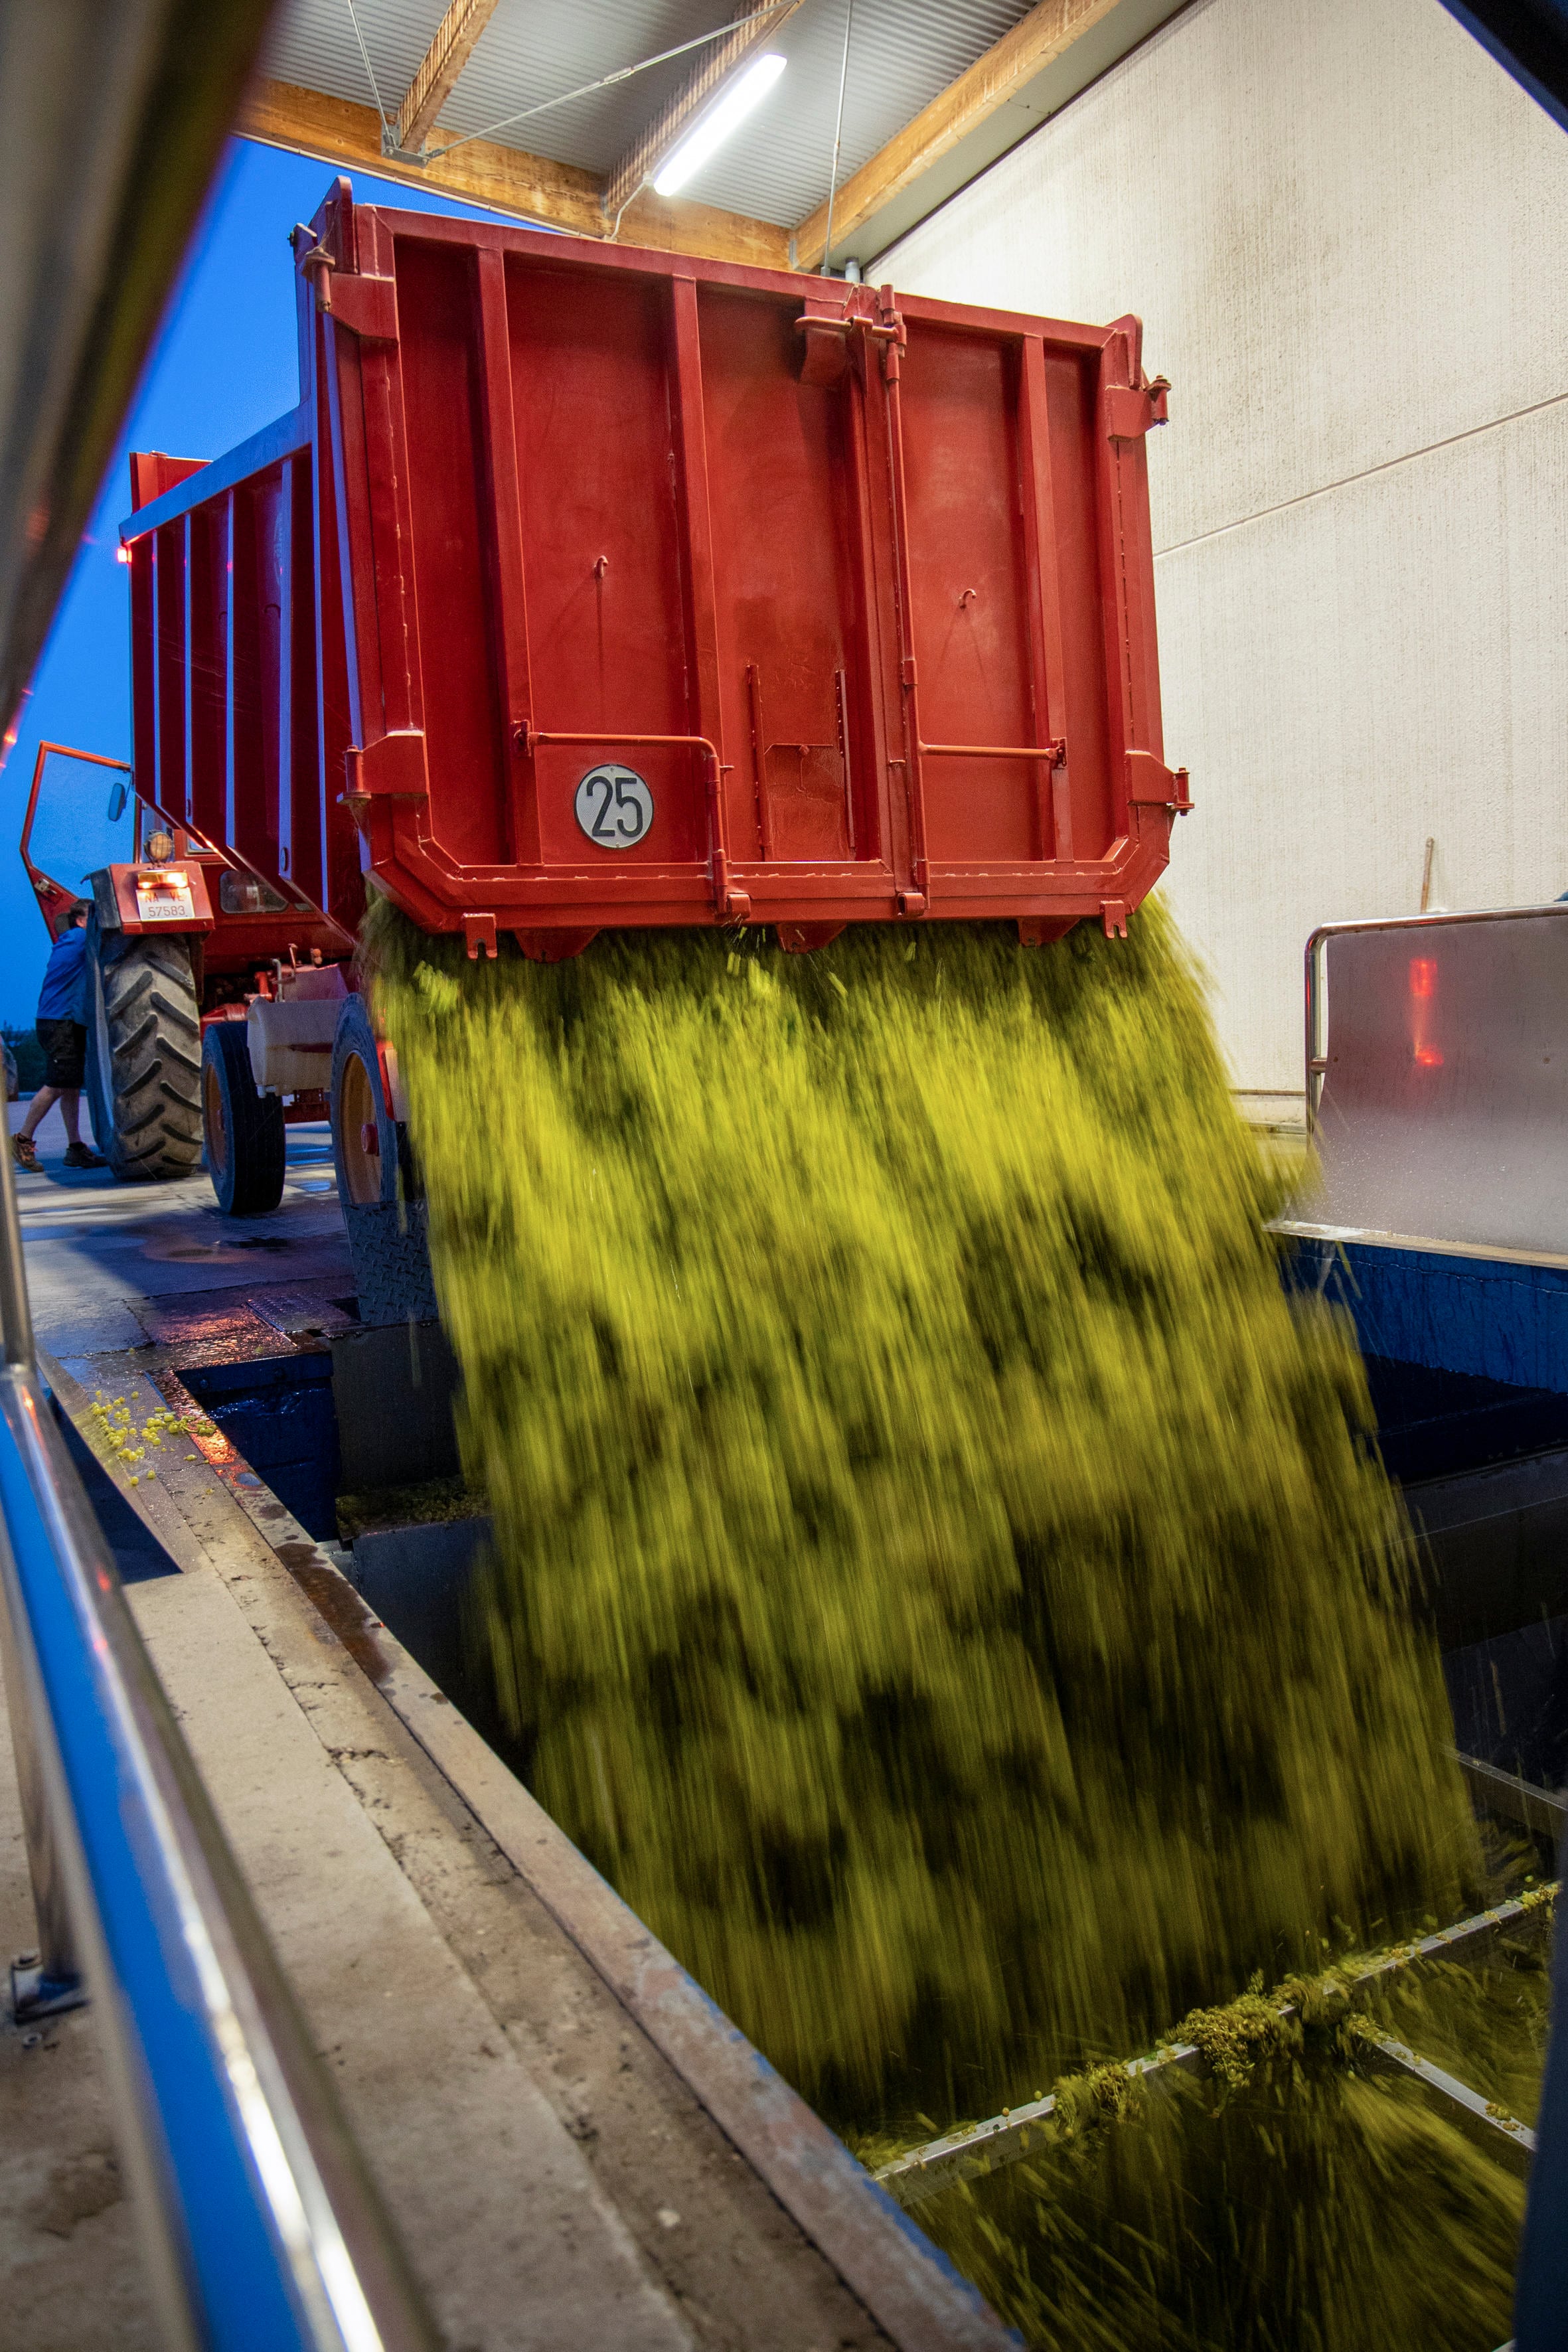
[1409, 957, 1441, 1070]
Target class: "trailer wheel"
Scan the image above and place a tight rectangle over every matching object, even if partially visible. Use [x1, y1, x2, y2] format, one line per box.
[331, 995, 438, 1326]
[84, 921, 203, 1180]
[202, 1020, 285, 1215]
[331, 993, 400, 1209]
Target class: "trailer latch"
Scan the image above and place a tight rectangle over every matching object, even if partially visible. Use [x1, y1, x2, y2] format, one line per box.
[298, 234, 398, 341]
[793, 295, 905, 386]
[794, 309, 854, 386]
[297, 238, 335, 309]
[1104, 376, 1170, 441]
[325, 272, 399, 343]
[1125, 751, 1193, 813]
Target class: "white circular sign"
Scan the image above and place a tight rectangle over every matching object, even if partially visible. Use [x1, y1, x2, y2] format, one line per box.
[574, 763, 655, 849]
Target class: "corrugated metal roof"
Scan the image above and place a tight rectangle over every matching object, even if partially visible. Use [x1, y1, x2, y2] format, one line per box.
[264, 0, 1038, 230]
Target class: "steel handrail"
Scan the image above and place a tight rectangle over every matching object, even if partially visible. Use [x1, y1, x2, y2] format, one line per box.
[919, 740, 1062, 761]
[1302, 900, 1568, 1132]
[0, 1134, 435, 2351]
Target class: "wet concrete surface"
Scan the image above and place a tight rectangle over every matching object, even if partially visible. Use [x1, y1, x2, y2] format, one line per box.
[9, 1100, 351, 1356]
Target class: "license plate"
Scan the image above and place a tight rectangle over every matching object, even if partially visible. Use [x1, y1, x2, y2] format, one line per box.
[136, 889, 195, 921]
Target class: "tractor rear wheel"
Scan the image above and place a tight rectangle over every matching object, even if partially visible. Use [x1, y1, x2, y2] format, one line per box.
[202, 1019, 285, 1215]
[84, 921, 202, 1180]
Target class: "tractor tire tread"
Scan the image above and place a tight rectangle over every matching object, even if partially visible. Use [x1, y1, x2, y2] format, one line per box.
[86, 927, 203, 1180]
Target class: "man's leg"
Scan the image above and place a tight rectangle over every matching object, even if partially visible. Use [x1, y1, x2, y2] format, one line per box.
[58, 1076, 105, 1170]
[52, 1024, 104, 1168]
[17, 1083, 60, 1143]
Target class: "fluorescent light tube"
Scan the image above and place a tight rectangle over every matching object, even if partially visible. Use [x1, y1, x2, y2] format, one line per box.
[653, 52, 787, 197]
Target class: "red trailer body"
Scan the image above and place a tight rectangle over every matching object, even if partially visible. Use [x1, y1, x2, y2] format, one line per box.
[119, 177, 1186, 964]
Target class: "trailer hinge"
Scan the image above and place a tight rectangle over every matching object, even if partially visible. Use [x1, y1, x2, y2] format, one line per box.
[1101, 900, 1129, 939]
[346, 732, 428, 801]
[1104, 376, 1170, 441]
[463, 914, 498, 960]
[901, 656, 918, 689]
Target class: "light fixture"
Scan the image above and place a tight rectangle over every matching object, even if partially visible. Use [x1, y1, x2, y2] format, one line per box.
[653, 52, 786, 197]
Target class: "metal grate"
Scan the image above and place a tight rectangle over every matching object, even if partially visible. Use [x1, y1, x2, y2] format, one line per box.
[877, 1883, 1555, 2207]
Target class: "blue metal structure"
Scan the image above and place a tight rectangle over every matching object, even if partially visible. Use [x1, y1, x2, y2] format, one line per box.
[1291, 1237, 1568, 1396]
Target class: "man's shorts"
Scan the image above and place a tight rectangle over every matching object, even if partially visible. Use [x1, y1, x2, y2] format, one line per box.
[35, 1018, 85, 1091]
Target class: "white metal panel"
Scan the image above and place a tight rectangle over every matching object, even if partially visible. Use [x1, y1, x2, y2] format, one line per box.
[880, 0, 1568, 1089]
[1302, 907, 1568, 1258]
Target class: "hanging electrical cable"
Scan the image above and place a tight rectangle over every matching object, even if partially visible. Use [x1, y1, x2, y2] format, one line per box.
[820, 0, 856, 275]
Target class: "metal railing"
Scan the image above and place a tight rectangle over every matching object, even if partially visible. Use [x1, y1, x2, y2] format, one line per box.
[0, 1137, 435, 2348]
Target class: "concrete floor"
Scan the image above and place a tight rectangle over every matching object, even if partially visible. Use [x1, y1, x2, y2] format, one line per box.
[0, 1107, 988, 2350]
[10, 1099, 349, 1356]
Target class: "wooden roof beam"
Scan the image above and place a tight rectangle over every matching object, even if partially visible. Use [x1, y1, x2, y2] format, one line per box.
[794, 0, 1124, 270]
[603, 1, 808, 224]
[238, 78, 792, 270]
[391, 0, 503, 159]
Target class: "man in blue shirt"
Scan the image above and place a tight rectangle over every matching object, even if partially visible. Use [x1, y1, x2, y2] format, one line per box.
[13, 903, 106, 1172]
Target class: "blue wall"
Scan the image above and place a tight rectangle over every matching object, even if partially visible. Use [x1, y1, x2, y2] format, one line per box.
[1291, 1236, 1568, 1395]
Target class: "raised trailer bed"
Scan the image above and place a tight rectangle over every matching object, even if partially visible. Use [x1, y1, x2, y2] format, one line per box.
[76, 175, 1186, 1296]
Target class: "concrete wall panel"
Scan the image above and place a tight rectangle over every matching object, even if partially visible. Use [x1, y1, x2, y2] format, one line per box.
[880, 0, 1568, 1087]
[1154, 406, 1568, 1081]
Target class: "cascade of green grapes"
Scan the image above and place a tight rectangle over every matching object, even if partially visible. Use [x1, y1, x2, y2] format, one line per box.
[368, 896, 1476, 2170]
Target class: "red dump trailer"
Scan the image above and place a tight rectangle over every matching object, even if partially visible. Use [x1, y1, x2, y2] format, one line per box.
[84, 177, 1185, 1300]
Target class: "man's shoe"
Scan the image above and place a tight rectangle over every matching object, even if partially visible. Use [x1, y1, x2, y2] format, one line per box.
[11, 1135, 39, 1170]
[62, 1142, 107, 1170]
